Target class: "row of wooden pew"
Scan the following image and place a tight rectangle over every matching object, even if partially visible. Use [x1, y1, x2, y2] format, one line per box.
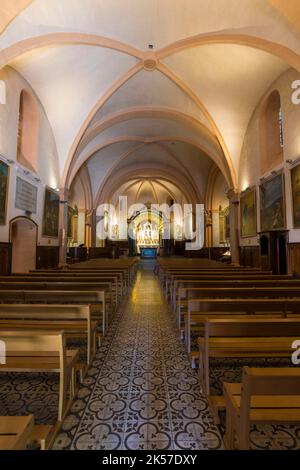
[0, 258, 138, 450]
[157, 258, 300, 449]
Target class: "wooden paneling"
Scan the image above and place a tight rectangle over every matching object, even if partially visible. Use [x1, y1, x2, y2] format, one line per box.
[68, 247, 88, 262]
[36, 246, 59, 269]
[185, 247, 227, 261]
[288, 243, 300, 276]
[0, 242, 12, 275]
[239, 246, 260, 268]
[88, 247, 114, 259]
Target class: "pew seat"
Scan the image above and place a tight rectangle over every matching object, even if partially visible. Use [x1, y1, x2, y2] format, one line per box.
[198, 318, 300, 396]
[0, 304, 97, 366]
[0, 331, 79, 422]
[223, 367, 300, 449]
[0, 415, 54, 450]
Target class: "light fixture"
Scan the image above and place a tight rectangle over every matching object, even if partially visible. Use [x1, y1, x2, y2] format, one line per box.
[286, 156, 300, 167]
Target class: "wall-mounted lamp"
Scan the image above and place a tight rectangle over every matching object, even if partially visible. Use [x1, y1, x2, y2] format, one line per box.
[286, 156, 300, 167]
[0, 155, 15, 166]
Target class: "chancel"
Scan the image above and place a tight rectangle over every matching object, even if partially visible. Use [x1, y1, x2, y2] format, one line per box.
[1, 0, 300, 454]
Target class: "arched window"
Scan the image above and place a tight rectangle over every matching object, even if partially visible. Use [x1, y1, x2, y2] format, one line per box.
[17, 90, 39, 173]
[260, 90, 283, 174]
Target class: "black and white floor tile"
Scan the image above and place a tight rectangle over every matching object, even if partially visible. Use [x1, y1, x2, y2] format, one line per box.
[53, 261, 223, 450]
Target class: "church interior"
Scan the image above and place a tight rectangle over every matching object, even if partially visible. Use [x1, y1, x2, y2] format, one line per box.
[1, 0, 300, 452]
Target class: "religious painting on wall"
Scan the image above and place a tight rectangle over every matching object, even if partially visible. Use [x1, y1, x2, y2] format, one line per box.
[67, 205, 78, 240]
[259, 173, 285, 232]
[225, 207, 230, 240]
[67, 206, 74, 239]
[0, 160, 9, 225]
[291, 163, 300, 228]
[42, 187, 60, 237]
[219, 205, 230, 243]
[240, 189, 257, 237]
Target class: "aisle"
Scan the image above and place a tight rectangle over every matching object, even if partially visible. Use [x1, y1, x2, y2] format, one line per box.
[54, 261, 223, 450]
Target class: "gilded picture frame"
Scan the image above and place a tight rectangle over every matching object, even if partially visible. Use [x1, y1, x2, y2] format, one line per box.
[0, 160, 9, 225]
[42, 187, 60, 237]
[240, 189, 257, 238]
[291, 163, 300, 228]
[259, 173, 286, 232]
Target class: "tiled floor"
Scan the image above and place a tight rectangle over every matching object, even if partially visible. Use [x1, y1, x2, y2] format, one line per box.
[1, 261, 300, 450]
[53, 261, 223, 450]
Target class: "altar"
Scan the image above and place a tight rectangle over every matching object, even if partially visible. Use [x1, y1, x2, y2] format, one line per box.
[140, 246, 158, 259]
[136, 219, 160, 258]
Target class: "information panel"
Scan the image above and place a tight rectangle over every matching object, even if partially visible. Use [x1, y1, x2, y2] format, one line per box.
[15, 176, 38, 214]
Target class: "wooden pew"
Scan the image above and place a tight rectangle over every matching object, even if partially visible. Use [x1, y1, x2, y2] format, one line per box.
[0, 415, 34, 450]
[0, 290, 106, 335]
[31, 269, 128, 294]
[176, 285, 300, 328]
[173, 277, 299, 313]
[164, 270, 273, 299]
[0, 331, 79, 422]
[3, 274, 120, 299]
[0, 415, 52, 450]
[67, 259, 138, 286]
[156, 259, 254, 281]
[67, 269, 131, 292]
[158, 262, 267, 288]
[223, 367, 300, 450]
[186, 298, 300, 355]
[0, 281, 113, 312]
[0, 304, 96, 366]
[198, 318, 300, 395]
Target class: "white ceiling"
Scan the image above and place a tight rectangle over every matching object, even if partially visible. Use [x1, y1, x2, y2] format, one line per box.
[2, 0, 300, 204]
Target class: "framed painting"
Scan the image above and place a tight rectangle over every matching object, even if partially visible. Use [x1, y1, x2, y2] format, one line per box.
[225, 206, 230, 240]
[259, 173, 285, 232]
[43, 187, 60, 237]
[240, 189, 257, 237]
[219, 206, 230, 243]
[67, 206, 74, 239]
[0, 160, 9, 225]
[291, 163, 300, 228]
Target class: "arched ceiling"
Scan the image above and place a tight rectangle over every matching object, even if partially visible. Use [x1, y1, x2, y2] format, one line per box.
[1, 0, 300, 205]
[0, 0, 32, 33]
[109, 177, 188, 209]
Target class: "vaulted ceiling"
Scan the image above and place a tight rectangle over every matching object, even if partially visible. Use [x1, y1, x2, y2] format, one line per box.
[1, 0, 300, 207]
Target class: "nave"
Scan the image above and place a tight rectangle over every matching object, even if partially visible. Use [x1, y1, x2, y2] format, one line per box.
[53, 261, 223, 450]
[2, 260, 300, 450]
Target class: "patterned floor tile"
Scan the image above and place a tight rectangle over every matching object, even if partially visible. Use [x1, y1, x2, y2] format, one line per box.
[3, 260, 299, 450]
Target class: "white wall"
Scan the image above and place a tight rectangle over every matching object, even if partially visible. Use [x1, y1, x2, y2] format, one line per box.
[239, 67, 300, 246]
[0, 66, 60, 246]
